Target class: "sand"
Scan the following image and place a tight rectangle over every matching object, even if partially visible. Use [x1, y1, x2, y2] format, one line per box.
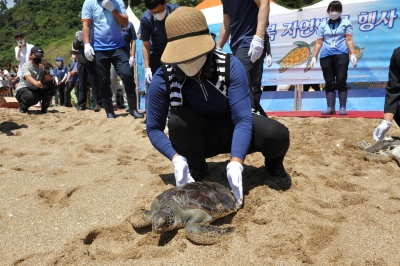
[0, 106, 399, 266]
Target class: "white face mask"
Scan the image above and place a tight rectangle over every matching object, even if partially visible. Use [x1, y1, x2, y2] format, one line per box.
[56, 61, 62, 66]
[153, 8, 167, 21]
[177, 56, 207, 77]
[329, 11, 341, 20]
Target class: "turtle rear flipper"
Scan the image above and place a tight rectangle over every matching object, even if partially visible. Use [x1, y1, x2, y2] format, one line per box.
[185, 223, 235, 245]
[358, 140, 371, 150]
[128, 209, 153, 228]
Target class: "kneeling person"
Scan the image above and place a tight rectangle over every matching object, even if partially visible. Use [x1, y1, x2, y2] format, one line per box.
[15, 46, 52, 113]
[146, 7, 292, 207]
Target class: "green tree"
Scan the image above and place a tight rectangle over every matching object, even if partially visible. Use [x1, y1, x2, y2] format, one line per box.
[274, 0, 322, 9]
[0, 0, 7, 14]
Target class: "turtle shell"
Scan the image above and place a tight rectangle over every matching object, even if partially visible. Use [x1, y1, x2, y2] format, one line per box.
[155, 181, 237, 217]
[277, 41, 310, 68]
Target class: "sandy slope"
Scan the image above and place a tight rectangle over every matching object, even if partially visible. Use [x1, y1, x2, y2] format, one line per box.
[0, 106, 399, 265]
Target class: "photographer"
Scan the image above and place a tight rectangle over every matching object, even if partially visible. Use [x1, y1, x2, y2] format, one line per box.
[14, 46, 52, 114]
[39, 58, 56, 108]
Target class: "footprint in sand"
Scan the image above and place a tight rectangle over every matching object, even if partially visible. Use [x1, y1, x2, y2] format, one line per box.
[36, 187, 81, 208]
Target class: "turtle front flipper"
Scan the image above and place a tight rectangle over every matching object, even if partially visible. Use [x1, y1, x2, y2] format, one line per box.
[185, 222, 235, 245]
[128, 209, 153, 228]
[128, 200, 160, 228]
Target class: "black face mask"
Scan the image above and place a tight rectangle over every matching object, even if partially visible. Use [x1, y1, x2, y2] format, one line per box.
[32, 58, 42, 65]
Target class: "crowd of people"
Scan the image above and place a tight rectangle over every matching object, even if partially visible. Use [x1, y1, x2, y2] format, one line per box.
[0, 0, 399, 207]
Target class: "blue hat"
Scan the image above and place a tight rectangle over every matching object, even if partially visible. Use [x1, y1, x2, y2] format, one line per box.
[56, 57, 63, 61]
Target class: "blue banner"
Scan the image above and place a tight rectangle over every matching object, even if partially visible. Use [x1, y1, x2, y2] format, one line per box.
[211, 0, 400, 86]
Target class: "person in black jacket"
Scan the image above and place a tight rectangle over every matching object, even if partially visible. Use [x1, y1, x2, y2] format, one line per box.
[72, 13, 102, 111]
[373, 47, 400, 142]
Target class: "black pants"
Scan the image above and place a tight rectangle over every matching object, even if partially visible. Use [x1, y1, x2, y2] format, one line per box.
[393, 105, 400, 126]
[65, 81, 76, 107]
[150, 52, 162, 75]
[78, 62, 101, 108]
[320, 54, 349, 92]
[168, 106, 290, 173]
[234, 48, 267, 115]
[55, 83, 65, 106]
[15, 87, 49, 110]
[94, 48, 136, 101]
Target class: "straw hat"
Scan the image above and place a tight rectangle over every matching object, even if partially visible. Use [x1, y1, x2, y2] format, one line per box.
[161, 7, 215, 64]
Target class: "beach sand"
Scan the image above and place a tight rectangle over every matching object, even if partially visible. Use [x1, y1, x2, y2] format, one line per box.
[0, 106, 399, 265]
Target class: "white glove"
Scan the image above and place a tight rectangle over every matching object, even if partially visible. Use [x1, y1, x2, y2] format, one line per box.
[226, 161, 243, 207]
[350, 54, 358, 68]
[373, 120, 392, 142]
[172, 155, 195, 186]
[129, 56, 136, 67]
[76, 30, 83, 42]
[248, 35, 264, 63]
[266, 54, 272, 67]
[145, 68, 152, 84]
[310, 57, 317, 69]
[102, 0, 115, 12]
[84, 43, 95, 61]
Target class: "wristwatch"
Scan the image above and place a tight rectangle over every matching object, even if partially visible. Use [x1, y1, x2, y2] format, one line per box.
[256, 34, 265, 40]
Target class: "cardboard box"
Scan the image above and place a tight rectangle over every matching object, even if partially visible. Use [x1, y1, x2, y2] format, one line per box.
[0, 96, 20, 108]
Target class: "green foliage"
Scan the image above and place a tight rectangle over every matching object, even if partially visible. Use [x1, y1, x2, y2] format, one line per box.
[0, 0, 321, 68]
[0, 0, 83, 67]
[0, 0, 7, 14]
[274, 0, 322, 9]
[128, 0, 203, 20]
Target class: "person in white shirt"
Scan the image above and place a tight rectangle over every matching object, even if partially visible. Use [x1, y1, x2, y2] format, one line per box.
[14, 33, 34, 79]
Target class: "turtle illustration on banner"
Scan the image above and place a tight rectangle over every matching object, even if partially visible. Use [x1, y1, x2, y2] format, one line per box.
[351, 46, 365, 62]
[276, 41, 316, 73]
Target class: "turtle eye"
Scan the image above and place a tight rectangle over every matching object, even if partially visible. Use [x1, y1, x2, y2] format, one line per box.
[153, 214, 166, 228]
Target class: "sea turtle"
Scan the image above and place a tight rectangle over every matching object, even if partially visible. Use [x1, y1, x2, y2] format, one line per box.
[358, 137, 400, 166]
[352, 46, 365, 61]
[129, 181, 238, 245]
[276, 41, 316, 73]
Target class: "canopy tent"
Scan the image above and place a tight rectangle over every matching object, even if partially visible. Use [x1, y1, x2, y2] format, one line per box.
[126, 6, 141, 32]
[126, 5, 146, 110]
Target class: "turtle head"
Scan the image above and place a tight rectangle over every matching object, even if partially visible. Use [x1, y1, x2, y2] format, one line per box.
[152, 206, 175, 234]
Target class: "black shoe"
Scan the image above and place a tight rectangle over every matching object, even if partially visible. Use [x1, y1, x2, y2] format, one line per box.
[77, 106, 87, 111]
[102, 97, 116, 118]
[19, 104, 28, 113]
[265, 164, 292, 191]
[94, 104, 101, 112]
[129, 110, 144, 119]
